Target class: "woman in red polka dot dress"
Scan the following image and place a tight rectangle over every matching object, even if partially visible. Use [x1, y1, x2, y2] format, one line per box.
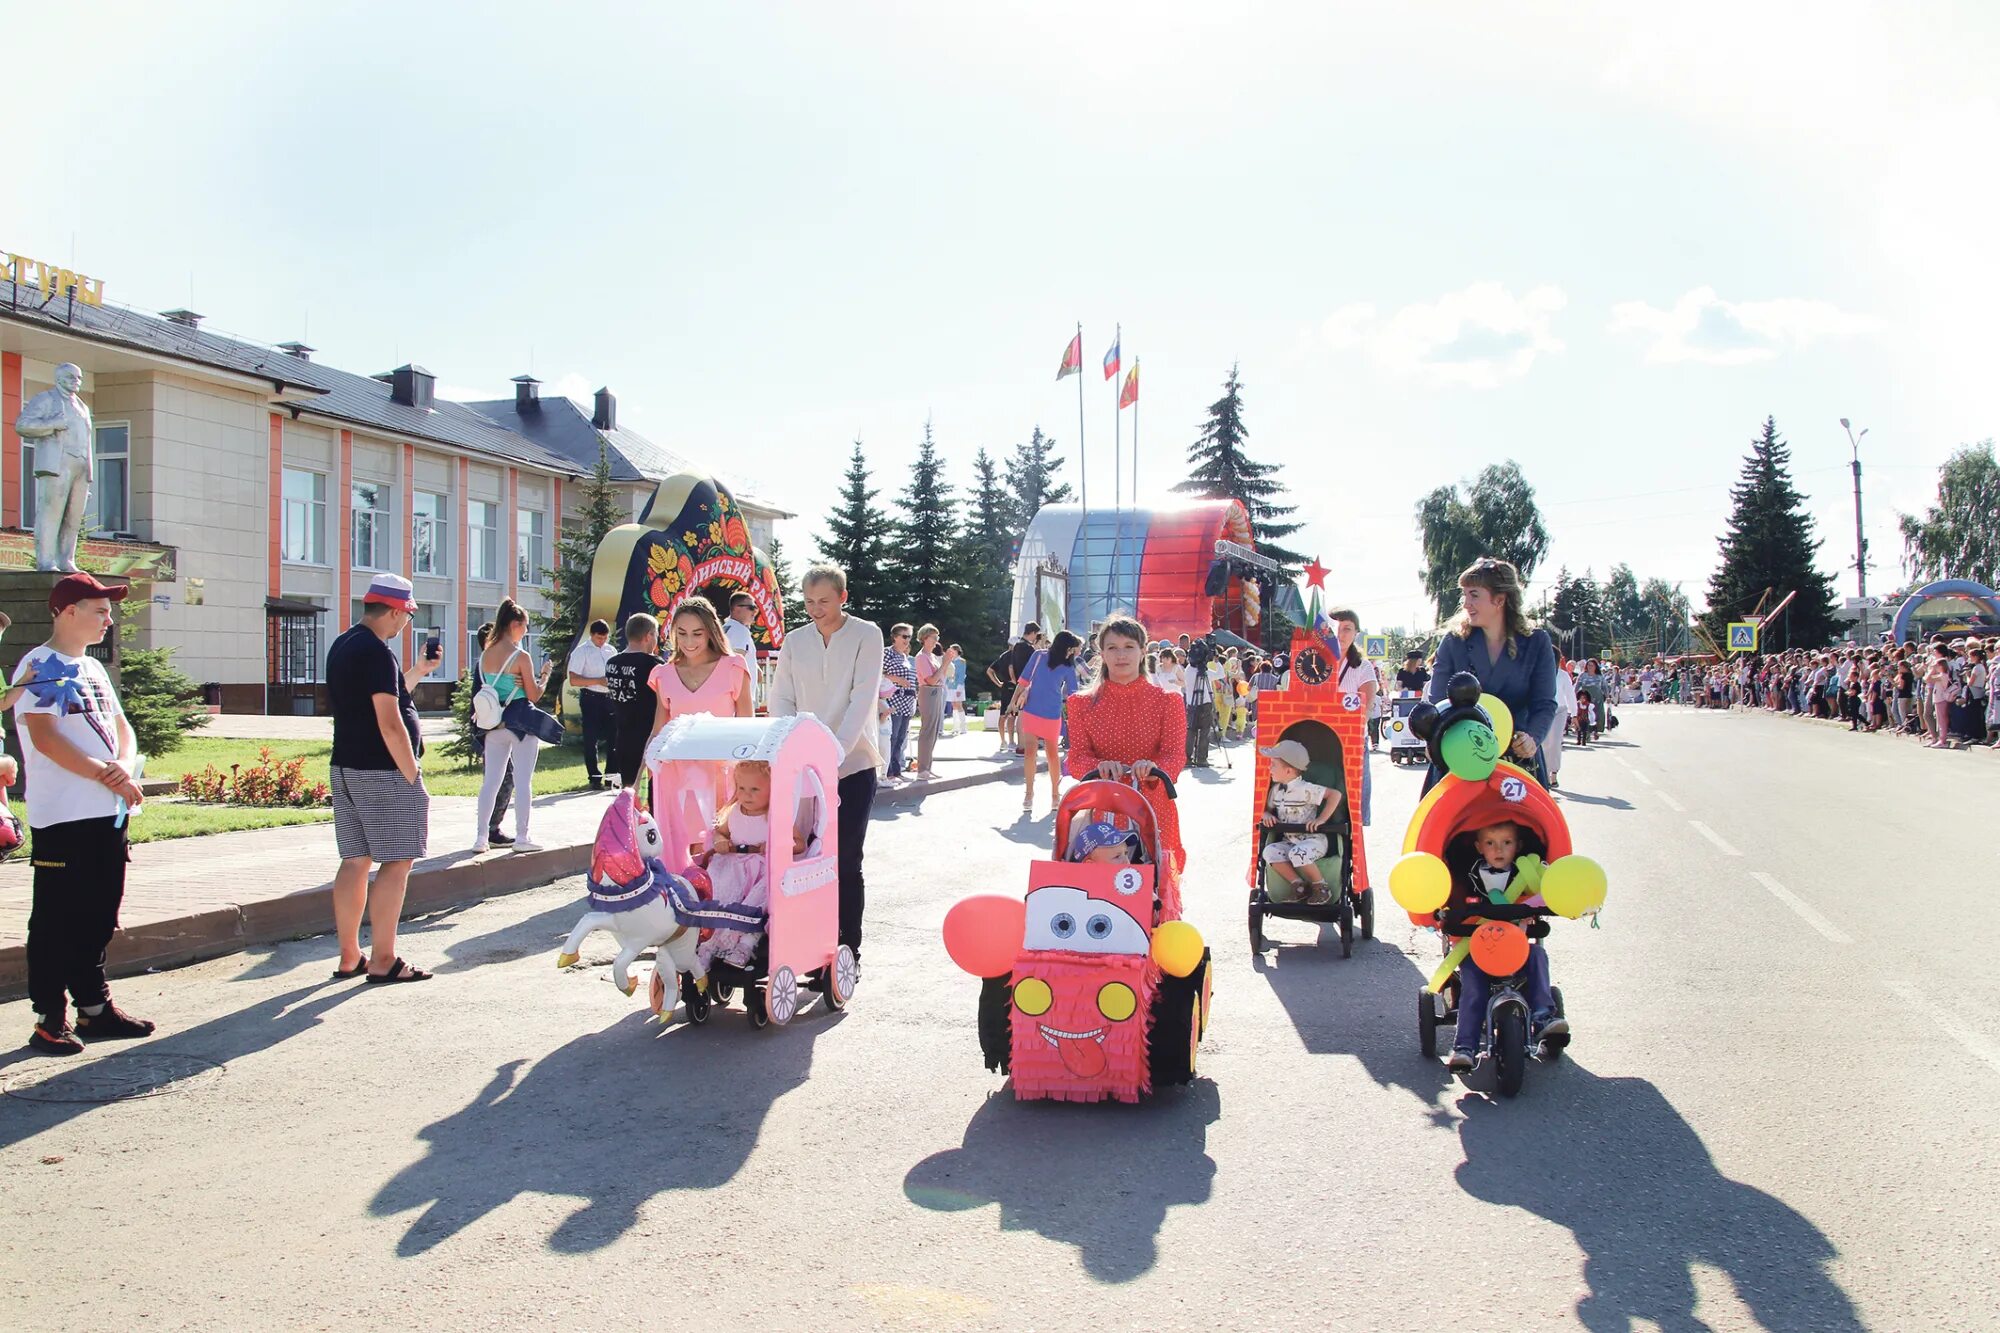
[1065, 615, 1188, 873]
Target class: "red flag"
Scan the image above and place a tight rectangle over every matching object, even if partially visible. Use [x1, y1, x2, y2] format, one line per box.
[1118, 361, 1139, 408]
[1056, 332, 1082, 380]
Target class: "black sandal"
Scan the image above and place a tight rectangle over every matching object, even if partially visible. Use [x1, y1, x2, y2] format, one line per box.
[331, 957, 368, 980]
[365, 958, 433, 985]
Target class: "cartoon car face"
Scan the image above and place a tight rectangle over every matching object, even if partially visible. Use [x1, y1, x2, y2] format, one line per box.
[1022, 885, 1149, 955]
[1011, 950, 1151, 1086]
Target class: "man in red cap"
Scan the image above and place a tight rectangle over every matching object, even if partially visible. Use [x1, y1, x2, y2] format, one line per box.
[13, 573, 152, 1055]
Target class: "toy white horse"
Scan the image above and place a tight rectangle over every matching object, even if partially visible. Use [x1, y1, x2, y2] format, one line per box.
[558, 790, 703, 1001]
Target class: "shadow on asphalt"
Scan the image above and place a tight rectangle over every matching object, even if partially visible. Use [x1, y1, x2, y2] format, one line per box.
[990, 812, 1054, 850]
[1454, 1064, 1863, 1332]
[436, 897, 586, 973]
[1252, 933, 1458, 1125]
[902, 1078, 1220, 1283]
[1553, 790, 1635, 811]
[371, 1006, 841, 1255]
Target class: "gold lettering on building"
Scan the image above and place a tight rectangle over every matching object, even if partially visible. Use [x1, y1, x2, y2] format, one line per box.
[1, 252, 106, 306]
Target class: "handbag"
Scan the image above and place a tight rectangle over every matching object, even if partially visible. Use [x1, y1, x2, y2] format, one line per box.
[472, 646, 521, 730]
[502, 695, 566, 745]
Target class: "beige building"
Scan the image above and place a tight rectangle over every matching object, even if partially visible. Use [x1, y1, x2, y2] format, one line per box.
[0, 275, 788, 711]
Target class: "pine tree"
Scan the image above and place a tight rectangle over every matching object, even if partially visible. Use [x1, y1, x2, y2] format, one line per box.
[1702, 417, 1842, 652]
[118, 641, 206, 757]
[1550, 567, 1607, 659]
[536, 441, 624, 700]
[959, 446, 1017, 670]
[1174, 364, 1307, 570]
[817, 439, 892, 619]
[886, 420, 965, 625]
[766, 533, 803, 627]
[1003, 426, 1074, 531]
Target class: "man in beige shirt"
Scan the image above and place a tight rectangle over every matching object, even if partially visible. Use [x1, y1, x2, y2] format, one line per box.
[768, 565, 884, 963]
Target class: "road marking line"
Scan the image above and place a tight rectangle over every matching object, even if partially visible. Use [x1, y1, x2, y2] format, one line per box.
[1748, 871, 1852, 945]
[1626, 768, 1653, 786]
[1882, 978, 2000, 1079]
[1656, 790, 1685, 812]
[1689, 821, 1741, 856]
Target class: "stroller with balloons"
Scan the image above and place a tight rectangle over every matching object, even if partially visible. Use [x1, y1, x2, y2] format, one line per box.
[1389, 673, 1608, 1097]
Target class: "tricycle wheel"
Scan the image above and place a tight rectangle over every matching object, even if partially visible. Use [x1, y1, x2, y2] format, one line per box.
[822, 945, 857, 1012]
[1417, 985, 1437, 1058]
[681, 974, 711, 1025]
[978, 975, 1012, 1073]
[1493, 1004, 1528, 1098]
[1337, 898, 1354, 958]
[1359, 887, 1376, 940]
[768, 965, 799, 1026]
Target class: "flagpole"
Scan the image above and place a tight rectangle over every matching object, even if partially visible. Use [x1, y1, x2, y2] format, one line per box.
[1109, 323, 1123, 622]
[1075, 321, 1087, 521]
[1132, 358, 1140, 511]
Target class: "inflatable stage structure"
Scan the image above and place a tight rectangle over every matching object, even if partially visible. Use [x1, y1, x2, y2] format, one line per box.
[1010, 499, 1282, 644]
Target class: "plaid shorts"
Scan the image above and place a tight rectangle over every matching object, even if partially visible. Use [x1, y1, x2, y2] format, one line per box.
[330, 765, 429, 863]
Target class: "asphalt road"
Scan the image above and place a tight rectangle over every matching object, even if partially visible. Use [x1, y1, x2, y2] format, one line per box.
[1, 707, 1992, 1331]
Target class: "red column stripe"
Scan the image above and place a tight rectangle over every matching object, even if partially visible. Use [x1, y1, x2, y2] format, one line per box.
[336, 430, 353, 630]
[267, 413, 283, 598]
[1, 352, 21, 528]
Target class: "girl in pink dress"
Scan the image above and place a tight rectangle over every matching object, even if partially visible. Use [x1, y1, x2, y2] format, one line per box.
[647, 598, 755, 826]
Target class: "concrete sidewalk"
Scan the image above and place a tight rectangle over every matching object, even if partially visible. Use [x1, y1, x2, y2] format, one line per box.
[0, 727, 1015, 998]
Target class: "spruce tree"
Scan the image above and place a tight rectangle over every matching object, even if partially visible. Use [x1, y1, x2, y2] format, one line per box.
[1174, 364, 1307, 569]
[1003, 426, 1074, 531]
[817, 439, 892, 619]
[959, 446, 1017, 669]
[537, 441, 623, 698]
[118, 641, 206, 757]
[886, 420, 965, 624]
[766, 533, 803, 627]
[1701, 416, 1841, 651]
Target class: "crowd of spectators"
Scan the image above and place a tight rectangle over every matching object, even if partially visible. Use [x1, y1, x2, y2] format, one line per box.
[1672, 638, 2000, 749]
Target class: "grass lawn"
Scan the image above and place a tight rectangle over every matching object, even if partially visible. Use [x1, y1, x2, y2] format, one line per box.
[147, 736, 600, 800]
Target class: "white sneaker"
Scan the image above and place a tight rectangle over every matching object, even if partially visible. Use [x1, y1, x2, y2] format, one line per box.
[512, 839, 545, 853]
[471, 840, 490, 854]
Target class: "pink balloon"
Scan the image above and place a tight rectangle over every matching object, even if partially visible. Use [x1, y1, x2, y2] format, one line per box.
[943, 895, 1027, 978]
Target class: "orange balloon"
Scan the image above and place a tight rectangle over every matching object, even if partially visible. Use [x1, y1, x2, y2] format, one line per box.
[943, 894, 1026, 977]
[1469, 920, 1531, 977]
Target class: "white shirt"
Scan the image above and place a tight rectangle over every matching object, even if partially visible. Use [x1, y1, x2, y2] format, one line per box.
[566, 638, 611, 693]
[722, 617, 759, 705]
[12, 647, 126, 828]
[768, 614, 885, 778]
[1267, 777, 1330, 826]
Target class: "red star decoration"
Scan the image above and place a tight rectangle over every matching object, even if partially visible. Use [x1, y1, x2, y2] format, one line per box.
[1302, 556, 1330, 590]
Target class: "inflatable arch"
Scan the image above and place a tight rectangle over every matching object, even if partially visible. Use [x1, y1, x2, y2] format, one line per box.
[1889, 578, 2000, 645]
[1010, 499, 1259, 640]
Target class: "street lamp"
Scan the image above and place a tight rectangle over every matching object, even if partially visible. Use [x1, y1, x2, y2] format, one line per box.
[1840, 419, 1870, 642]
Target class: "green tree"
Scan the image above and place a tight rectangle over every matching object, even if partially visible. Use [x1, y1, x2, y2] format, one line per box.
[1602, 564, 1646, 640]
[1899, 440, 2000, 586]
[1415, 460, 1551, 619]
[118, 640, 206, 757]
[1174, 364, 1307, 569]
[766, 533, 803, 627]
[1548, 567, 1607, 659]
[1702, 417, 1842, 652]
[1003, 426, 1074, 531]
[1639, 577, 1693, 656]
[886, 420, 965, 623]
[817, 439, 893, 619]
[958, 446, 1017, 670]
[537, 441, 623, 700]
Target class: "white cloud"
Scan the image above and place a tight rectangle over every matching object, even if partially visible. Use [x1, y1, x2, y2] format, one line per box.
[1319, 282, 1566, 389]
[1609, 286, 1876, 366]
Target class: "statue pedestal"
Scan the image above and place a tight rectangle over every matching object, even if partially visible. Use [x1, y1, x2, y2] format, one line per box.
[0, 571, 127, 796]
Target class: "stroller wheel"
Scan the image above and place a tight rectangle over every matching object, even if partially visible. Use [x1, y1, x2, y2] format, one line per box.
[1248, 900, 1266, 953]
[1336, 899, 1354, 958]
[1359, 887, 1376, 940]
[1417, 985, 1437, 1058]
[681, 973, 711, 1024]
[768, 966, 800, 1026]
[745, 985, 770, 1029]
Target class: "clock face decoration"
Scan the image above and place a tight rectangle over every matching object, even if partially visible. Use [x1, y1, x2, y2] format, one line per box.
[1294, 647, 1332, 686]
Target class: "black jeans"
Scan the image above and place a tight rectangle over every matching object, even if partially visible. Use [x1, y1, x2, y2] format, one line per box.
[578, 691, 613, 781]
[27, 816, 130, 1019]
[836, 767, 876, 954]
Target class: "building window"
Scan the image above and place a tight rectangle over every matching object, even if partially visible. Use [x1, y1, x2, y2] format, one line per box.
[352, 481, 389, 571]
[468, 500, 499, 581]
[283, 468, 328, 565]
[413, 490, 448, 576]
[466, 604, 494, 676]
[411, 601, 452, 679]
[93, 423, 130, 534]
[517, 508, 546, 587]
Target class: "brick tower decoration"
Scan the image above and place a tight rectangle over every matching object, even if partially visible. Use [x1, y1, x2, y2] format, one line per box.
[1246, 628, 1371, 891]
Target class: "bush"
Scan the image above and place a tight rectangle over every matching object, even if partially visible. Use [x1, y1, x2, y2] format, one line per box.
[444, 669, 484, 770]
[179, 746, 329, 808]
[121, 643, 207, 757]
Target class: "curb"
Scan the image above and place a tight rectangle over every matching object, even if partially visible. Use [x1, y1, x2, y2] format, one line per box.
[875, 761, 1015, 804]
[0, 844, 589, 1001]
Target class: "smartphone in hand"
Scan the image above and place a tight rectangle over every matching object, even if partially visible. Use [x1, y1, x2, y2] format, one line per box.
[425, 635, 442, 661]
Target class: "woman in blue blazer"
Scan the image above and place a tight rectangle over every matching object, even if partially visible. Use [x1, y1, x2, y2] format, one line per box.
[1425, 557, 1559, 791]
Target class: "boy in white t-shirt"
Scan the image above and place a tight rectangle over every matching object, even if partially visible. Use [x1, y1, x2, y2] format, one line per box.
[14, 574, 152, 1056]
[1257, 738, 1343, 904]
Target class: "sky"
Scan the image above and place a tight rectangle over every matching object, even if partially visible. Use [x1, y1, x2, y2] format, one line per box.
[11, 1, 1998, 629]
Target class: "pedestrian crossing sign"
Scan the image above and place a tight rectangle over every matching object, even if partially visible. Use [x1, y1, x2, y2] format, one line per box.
[1727, 622, 1758, 653]
[1363, 634, 1388, 660]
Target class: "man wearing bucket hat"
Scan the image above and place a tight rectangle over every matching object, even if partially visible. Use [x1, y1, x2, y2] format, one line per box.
[1257, 737, 1343, 905]
[15, 574, 152, 1055]
[324, 573, 442, 985]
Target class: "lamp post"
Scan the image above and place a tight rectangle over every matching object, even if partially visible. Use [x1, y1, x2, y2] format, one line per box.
[1840, 418, 1870, 642]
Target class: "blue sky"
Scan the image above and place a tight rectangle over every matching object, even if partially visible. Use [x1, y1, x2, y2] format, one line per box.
[14, 2, 1997, 627]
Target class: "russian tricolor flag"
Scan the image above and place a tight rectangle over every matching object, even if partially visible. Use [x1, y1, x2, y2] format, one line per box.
[1103, 337, 1120, 380]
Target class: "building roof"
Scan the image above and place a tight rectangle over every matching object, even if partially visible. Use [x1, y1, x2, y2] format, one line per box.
[0, 278, 581, 477]
[461, 392, 793, 518]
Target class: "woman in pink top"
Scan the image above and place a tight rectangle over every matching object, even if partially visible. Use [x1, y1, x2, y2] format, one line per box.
[648, 596, 754, 740]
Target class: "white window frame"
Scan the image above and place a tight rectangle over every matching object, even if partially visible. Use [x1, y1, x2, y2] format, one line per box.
[468, 499, 499, 582]
[283, 468, 329, 566]
[466, 604, 495, 680]
[91, 421, 131, 536]
[517, 507, 546, 587]
[412, 490, 449, 577]
[351, 479, 391, 572]
[410, 601, 454, 679]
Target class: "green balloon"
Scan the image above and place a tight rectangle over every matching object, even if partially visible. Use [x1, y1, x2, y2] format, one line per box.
[1440, 720, 1500, 782]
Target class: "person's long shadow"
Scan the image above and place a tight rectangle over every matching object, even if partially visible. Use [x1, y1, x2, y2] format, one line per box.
[903, 1078, 1220, 1283]
[436, 896, 585, 974]
[0, 980, 365, 1149]
[372, 1007, 837, 1255]
[1555, 790, 1635, 811]
[1253, 930, 1457, 1125]
[1454, 1064, 1863, 1332]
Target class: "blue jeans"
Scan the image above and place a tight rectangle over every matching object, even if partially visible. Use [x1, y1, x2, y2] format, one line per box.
[1454, 942, 1553, 1052]
[888, 712, 912, 776]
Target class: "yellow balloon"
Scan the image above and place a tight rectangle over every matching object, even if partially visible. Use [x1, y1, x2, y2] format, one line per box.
[1478, 693, 1514, 755]
[1389, 851, 1451, 914]
[1151, 920, 1205, 977]
[1541, 855, 1607, 919]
